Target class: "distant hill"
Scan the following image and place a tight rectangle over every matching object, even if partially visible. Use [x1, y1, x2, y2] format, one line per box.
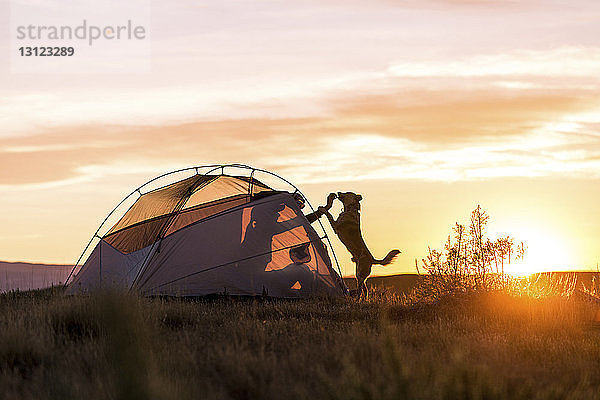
[0, 261, 72, 292]
[2, 261, 598, 295]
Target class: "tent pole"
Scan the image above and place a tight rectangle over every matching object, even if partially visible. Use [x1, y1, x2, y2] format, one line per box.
[99, 238, 102, 289]
[248, 168, 256, 198]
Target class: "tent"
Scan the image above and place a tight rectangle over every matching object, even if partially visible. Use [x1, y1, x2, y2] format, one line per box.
[66, 164, 346, 297]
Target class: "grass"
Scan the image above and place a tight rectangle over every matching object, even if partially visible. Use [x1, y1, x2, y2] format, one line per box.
[1, 286, 600, 400]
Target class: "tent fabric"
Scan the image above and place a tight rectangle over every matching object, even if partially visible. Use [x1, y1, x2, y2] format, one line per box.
[68, 240, 151, 292]
[67, 173, 344, 298]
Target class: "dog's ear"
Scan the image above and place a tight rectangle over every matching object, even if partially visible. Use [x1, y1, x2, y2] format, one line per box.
[357, 194, 363, 201]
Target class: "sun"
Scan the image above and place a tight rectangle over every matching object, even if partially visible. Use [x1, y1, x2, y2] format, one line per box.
[496, 225, 575, 277]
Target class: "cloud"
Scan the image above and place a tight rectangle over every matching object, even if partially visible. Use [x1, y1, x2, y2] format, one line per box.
[327, 92, 596, 143]
[3, 45, 599, 136]
[388, 47, 600, 79]
[2, 43, 600, 188]
[1, 87, 599, 189]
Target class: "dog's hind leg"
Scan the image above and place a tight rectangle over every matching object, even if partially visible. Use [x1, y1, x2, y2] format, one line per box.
[356, 276, 369, 300]
[360, 278, 368, 299]
[356, 258, 371, 299]
[355, 275, 365, 298]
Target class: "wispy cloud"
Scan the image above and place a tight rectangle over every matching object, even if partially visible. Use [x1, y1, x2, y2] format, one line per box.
[2, 89, 599, 188]
[2, 45, 598, 136]
[387, 47, 600, 79]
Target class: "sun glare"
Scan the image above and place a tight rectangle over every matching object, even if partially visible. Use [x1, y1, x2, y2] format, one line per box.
[500, 225, 575, 277]
[504, 262, 542, 277]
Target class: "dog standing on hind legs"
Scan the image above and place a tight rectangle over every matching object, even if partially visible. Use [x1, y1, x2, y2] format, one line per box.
[320, 192, 401, 299]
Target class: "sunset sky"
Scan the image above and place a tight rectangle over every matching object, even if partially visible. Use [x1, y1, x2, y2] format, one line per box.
[1, 0, 600, 277]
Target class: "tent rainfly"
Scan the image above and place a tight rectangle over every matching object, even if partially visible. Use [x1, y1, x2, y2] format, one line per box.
[66, 165, 346, 297]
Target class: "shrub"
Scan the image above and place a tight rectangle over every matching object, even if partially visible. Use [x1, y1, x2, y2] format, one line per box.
[416, 205, 525, 300]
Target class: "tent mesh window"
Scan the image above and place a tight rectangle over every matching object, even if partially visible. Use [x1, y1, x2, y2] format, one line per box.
[104, 175, 272, 253]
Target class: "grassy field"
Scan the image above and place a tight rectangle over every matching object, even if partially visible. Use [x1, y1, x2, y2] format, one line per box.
[1, 285, 600, 400]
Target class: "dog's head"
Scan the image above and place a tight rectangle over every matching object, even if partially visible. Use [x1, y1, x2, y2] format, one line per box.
[337, 192, 362, 211]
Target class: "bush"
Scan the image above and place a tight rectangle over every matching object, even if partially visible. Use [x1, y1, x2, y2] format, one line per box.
[416, 205, 525, 300]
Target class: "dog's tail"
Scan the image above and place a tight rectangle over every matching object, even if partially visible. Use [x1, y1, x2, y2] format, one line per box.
[375, 250, 401, 266]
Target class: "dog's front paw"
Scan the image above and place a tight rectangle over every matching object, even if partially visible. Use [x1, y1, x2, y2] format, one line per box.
[326, 193, 337, 208]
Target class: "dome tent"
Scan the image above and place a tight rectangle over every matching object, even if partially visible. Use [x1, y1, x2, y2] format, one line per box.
[66, 164, 346, 297]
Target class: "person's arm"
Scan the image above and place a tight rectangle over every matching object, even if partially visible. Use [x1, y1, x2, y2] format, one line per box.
[305, 208, 324, 224]
[271, 197, 306, 234]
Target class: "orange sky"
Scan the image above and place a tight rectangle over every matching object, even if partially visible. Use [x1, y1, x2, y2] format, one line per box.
[1, 0, 600, 276]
